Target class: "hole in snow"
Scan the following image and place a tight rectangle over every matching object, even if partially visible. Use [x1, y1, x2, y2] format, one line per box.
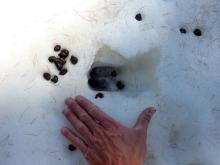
[87, 45, 160, 95]
[88, 66, 120, 91]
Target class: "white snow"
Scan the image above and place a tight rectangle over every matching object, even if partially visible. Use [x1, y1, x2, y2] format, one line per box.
[0, 0, 220, 165]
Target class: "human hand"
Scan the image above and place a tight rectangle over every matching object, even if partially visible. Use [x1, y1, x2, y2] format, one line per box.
[61, 96, 156, 165]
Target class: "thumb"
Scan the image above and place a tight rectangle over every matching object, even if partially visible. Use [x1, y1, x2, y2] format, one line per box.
[133, 107, 156, 132]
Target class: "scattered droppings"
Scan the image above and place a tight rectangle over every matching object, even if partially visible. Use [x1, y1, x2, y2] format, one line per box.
[54, 45, 61, 52]
[116, 81, 125, 90]
[59, 68, 68, 75]
[111, 70, 117, 77]
[58, 52, 68, 59]
[68, 144, 76, 151]
[193, 28, 202, 36]
[95, 93, 104, 99]
[135, 13, 142, 21]
[180, 28, 187, 34]
[88, 78, 108, 91]
[43, 73, 51, 80]
[70, 56, 78, 65]
[61, 49, 69, 56]
[51, 75, 58, 83]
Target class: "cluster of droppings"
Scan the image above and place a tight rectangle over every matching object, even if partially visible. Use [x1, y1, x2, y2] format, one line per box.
[179, 27, 203, 37]
[43, 45, 79, 83]
[88, 66, 126, 97]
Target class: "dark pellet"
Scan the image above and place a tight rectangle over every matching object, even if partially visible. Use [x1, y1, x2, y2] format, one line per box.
[116, 81, 125, 90]
[61, 49, 69, 55]
[193, 29, 202, 36]
[51, 75, 58, 83]
[95, 93, 104, 99]
[48, 56, 66, 65]
[88, 78, 108, 91]
[59, 68, 68, 75]
[43, 73, 51, 80]
[70, 56, 78, 65]
[57, 58, 66, 65]
[111, 70, 117, 77]
[55, 63, 63, 71]
[58, 52, 68, 59]
[135, 13, 142, 21]
[68, 144, 76, 151]
[180, 28, 187, 34]
[48, 56, 56, 63]
[54, 45, 61, 52]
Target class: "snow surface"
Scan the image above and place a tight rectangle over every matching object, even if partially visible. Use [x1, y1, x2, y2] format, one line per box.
[0, 0, 220, 165]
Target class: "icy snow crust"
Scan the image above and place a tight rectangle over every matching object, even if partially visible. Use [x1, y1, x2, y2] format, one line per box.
[0, 0, 220, 165]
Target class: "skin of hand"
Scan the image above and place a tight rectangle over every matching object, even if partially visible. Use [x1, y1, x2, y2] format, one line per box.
[61, 95, 156, 165]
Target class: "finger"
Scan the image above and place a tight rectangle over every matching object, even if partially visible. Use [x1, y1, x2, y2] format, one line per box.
[65, 98, 98, 133]
[133, 107, 156, 133]
[61, 127, 87, 154]
[63, 108, 93, 141]
[75, 95, 118, 128]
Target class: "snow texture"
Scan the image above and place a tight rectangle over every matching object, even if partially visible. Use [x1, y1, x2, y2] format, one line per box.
[0, 0, 220, 165]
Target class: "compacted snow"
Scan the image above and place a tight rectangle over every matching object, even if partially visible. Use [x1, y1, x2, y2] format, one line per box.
[0, 0, 219, 165]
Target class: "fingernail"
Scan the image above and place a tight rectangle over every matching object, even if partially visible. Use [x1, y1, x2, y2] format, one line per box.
[75, 95, 83, 102]
[149, 107, 156, 114]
